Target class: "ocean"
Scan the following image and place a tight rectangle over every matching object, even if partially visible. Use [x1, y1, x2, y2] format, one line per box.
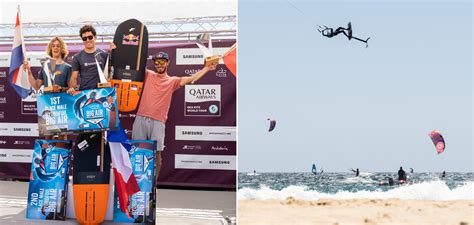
[238, 172, 474, 201]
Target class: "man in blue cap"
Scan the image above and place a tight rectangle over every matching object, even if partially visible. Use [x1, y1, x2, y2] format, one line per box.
[132, 51, 217, 185]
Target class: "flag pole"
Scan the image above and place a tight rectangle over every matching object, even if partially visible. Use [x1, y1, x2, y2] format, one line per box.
[17, 5, 27, 61]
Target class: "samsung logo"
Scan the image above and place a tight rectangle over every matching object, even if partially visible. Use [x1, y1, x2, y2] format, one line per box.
[182, 131, 202, 135]
[182, 54, 203, 59]
[14, 128, 31, 132]
[209, 160, 230, 164]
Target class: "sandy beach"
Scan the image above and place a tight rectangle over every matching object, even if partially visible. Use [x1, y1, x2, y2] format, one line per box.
[238, 198, 474, 225]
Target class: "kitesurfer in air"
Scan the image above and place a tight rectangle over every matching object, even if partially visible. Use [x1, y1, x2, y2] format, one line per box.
[317, 22, 370, 47]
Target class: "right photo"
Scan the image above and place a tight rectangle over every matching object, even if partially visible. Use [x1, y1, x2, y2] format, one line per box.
[237, 0, 473, 224]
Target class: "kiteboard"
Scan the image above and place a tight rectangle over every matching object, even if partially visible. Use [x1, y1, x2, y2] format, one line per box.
[110, 18, 148, 112]
[73, 132, 111, 225]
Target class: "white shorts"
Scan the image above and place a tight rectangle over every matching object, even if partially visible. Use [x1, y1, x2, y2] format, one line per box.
[132, 115, 165, 151]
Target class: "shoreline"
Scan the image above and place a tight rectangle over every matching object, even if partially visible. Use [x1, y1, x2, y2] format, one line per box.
[238, 198, 474, 225]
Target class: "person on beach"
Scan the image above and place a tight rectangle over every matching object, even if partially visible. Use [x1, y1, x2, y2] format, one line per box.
[398, 166, 407, 181]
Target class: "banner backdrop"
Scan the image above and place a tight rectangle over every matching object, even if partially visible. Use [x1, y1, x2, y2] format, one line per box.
[0, 39, 236, 188]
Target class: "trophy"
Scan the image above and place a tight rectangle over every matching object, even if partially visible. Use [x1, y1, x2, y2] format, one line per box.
[196, 33, 220, 69]
[96, 53, 112, 88]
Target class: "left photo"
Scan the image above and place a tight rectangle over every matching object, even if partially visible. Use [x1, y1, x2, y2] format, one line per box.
[0, 1, 236, 224]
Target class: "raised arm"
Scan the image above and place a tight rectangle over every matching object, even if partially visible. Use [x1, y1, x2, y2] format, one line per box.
[23, 60, 43, 91]
[179, 62, 217, 86]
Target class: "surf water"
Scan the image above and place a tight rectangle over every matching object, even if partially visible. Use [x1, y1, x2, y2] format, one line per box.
[238, 172, 474, 201]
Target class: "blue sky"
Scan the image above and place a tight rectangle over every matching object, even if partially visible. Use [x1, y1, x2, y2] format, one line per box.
[238, 0, 472, 172]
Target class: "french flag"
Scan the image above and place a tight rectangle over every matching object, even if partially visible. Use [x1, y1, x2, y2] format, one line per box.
[108, 127, 140, 217]
[8, 6, 31, 99]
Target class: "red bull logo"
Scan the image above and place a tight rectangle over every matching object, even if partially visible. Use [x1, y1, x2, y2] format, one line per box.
[123, 33, 139, 46]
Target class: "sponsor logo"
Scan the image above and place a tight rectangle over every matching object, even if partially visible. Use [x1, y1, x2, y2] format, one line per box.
[209, 160, 230, 164]
[185, 85, 221, 117]
[0, 140, 6, 144]
[0, 111, 4, 119]
[122, 33, 139, 46]
[182, 145, 202, 150]
[0, 97, 6, 104]
[14, 128, 31, 132]
[84, 61, 103, 67]
[216, 68, 227, 77]
[188, 88, 217, 100]
[209, 105, 219, 114]
[211, 146, 229, 151]
[184, 69, 200, 76]
[0, 123, 39, 137]
[175, 154, 235, 170]
[0, 71, 5, 78]
[82, 101, 106, 124]
[0, 149, 33, 163]
[182, 54, 203, 59]
[0, 85, 4, 92]
[182, 131, 203, 135]
[175, 47, 230, 65]
[185, 85, 221, 102]
[14, 140, 31, 145]
[176, 126, 236, 141]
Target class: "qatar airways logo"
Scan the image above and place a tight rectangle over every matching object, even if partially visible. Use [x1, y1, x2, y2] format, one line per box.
[185, 85, 221, 102]
[189, 88, 217, 100]
[184, 69, 200, 75]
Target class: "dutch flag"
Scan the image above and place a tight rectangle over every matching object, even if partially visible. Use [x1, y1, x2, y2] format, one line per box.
[8, 6, 31, 99]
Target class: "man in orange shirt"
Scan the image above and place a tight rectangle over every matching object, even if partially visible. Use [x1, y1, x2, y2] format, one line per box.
[132, 52, 217, 184]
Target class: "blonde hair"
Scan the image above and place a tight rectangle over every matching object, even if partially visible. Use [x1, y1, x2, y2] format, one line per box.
[46, 37, 68, 59]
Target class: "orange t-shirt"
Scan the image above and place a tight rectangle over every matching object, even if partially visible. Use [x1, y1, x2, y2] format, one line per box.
[136, 69, 182, 123]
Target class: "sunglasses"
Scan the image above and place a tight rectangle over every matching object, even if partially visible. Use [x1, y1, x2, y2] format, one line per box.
[81, 35, 94, 41]
[154, 59, 167, 65]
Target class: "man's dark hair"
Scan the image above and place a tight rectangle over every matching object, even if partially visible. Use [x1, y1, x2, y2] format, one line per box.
[79, 25, 96, 37]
